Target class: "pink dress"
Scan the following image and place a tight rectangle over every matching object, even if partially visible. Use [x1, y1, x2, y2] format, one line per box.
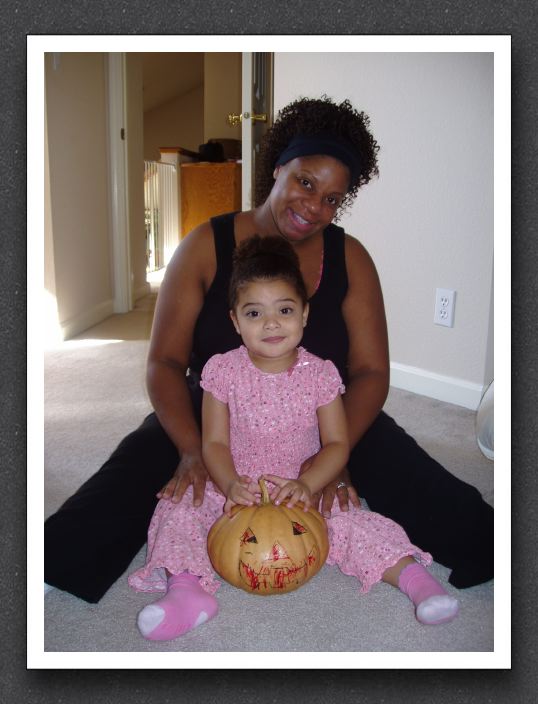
[128, 346, 431, 595]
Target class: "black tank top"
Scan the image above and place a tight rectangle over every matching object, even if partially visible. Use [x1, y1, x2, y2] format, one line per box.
[189, 212, 350, 383]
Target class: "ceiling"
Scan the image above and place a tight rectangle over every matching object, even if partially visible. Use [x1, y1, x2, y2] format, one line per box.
[140, 53, 204, 113]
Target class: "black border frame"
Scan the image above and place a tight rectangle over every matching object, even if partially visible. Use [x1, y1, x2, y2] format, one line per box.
[5, 0, 536, 700]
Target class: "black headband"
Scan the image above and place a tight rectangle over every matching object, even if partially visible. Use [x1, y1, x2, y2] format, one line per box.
[274, 133, 362, 188]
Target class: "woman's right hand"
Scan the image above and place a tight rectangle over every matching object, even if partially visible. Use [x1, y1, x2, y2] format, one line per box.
[157, 451, 209, 506]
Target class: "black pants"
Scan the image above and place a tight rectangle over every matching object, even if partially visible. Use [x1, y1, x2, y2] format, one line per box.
[44, 411, 493, 603]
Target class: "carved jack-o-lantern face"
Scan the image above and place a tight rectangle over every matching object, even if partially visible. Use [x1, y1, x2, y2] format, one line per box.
[207, 480, 329, 595]
[237, 519, 319, 592]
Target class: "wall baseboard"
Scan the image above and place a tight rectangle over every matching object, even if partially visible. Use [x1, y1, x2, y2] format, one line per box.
[60, 299, 115, 340]
[133, 282, 151, 303]
[390, 362, 485, 411]
[60, 282, 150, 341]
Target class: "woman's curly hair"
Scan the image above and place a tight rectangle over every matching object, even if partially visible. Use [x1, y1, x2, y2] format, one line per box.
[254, 95, 379, 220]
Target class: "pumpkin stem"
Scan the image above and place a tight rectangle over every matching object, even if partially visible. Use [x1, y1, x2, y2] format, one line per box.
[259, 478, 271, 505]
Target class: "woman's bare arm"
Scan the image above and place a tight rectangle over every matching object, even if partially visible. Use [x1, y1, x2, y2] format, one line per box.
[341, 234, 390, 447]
[315, 234, 390, 516]
[146, 222, 216, 504]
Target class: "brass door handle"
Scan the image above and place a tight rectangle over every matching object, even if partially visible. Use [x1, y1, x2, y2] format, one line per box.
[245, 112, 267, 123]
[227, 112, 267, 127]
[227, 112, 242, 126]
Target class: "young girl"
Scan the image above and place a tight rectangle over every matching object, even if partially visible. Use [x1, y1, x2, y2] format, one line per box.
[128, 235, 459, 641]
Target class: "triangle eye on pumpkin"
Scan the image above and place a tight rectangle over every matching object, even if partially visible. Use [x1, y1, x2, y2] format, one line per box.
[240, 528, 258, 545]
[292, 521, 308, 535]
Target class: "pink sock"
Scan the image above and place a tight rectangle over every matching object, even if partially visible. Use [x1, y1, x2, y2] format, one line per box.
[137, 573, 219, 641]
[398, 562, 459, 625]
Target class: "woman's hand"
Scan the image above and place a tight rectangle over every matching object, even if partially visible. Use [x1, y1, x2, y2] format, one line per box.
[317, 468, 361, 518]
[157, 451, 208, 506]
[223, 475, 260, 515]
[299, 458, 361, 518]
[262, 474, 313, 511]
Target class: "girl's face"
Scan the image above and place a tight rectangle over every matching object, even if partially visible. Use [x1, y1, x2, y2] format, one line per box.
[268, 155, 350, 242]
[230, 279, 309, 373]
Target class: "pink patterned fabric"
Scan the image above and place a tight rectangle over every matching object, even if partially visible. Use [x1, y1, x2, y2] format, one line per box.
[201, 346, 344, 479]
[128, 346, 431, 595]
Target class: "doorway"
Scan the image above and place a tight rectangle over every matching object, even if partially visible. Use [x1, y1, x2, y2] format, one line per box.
[139, 52, 273, 267]
[141, 52, 243, 275]
[113, 52, 274, 308]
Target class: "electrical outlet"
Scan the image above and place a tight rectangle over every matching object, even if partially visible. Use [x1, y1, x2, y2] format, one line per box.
[434, 288, 456, 327]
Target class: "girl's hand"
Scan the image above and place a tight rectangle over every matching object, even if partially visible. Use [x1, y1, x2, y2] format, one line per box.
[262, 474, 313, 511]
[157, 451, 208, 506]
[224, 475, 260, 516]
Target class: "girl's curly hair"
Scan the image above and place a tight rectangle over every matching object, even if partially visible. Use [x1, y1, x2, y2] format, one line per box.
[254, 95, 379, 220]
[229, 234, 308, 310]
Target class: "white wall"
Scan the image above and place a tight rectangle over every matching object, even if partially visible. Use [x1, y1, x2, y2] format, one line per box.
[203, 52, 242, 143]
[274, 52, 494, 408]
[45, 52, 150, 339]
[125, 54, 149, 302]
[45, 53, 114, 335]
[44, 89, 62, 345]
[143, 85, 204, 162]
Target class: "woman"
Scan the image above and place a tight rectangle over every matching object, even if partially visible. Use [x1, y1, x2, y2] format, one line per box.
[44, 96, 493, 603]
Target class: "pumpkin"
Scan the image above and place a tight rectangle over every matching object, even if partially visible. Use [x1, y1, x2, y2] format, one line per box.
[207, 478, 329, 595]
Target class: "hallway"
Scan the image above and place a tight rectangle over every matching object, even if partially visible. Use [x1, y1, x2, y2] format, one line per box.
[70, 269, 164, 342]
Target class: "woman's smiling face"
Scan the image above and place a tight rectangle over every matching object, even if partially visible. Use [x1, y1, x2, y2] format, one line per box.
[230, 278, 309, 373]
[268, 155, 350, 242]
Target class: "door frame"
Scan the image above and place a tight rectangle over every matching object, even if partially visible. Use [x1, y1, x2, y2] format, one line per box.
[241, 53, 253, 211]
[241, 53, 275, 211]
[107, 52, 132, 313]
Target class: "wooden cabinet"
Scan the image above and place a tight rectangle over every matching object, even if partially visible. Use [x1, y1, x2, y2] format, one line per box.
[180, 162, 242, 237]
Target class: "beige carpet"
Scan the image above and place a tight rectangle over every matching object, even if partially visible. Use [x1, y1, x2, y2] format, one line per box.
[42, 287, 495, 659]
